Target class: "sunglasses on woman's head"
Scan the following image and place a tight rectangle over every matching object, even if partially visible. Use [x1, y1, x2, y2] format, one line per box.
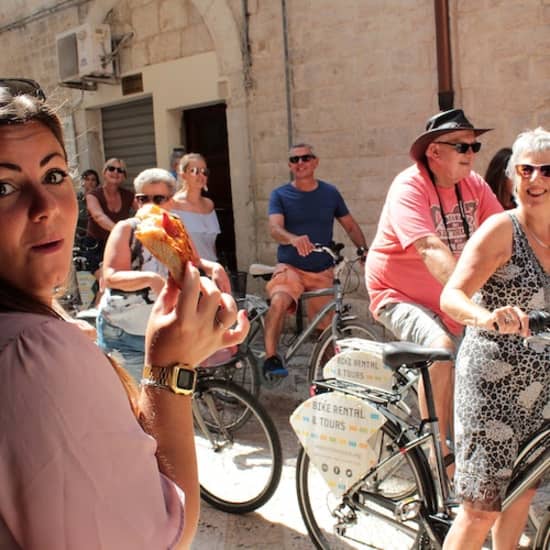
[187, 167, 210, 176]
[135, 194, 169, 205]
[106, 165, 126, 175]
[0, 78, 46, 101]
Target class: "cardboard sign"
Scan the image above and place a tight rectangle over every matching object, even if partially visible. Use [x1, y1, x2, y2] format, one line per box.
[290, 392, 385, 497]
[323, 339, 394, 391]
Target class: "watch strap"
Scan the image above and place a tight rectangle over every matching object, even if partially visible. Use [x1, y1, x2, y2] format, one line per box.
[142, 363, 196, 395]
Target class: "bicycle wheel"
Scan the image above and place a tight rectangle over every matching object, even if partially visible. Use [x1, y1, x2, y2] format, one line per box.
[296, 426, 437, 549]
[535, 510, 550, 550]
[193, 379, 283, 514]
[308, 319, 381, 382]
[210, 349, 261, 398]
[367, 422, 420, 501]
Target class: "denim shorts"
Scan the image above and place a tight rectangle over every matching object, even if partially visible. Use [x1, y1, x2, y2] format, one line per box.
[377, 302, 462, 351]
[97, 314, 145, 383]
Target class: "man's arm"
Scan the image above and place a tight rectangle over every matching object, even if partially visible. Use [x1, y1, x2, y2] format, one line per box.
[337, 214, 368, 251]
[269, 213, 314, 257]
[414, 235, 456, 285]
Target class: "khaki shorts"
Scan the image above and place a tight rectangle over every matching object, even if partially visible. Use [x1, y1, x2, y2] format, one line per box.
[266, 264, 334, 329]
[377, 301, 462, 351]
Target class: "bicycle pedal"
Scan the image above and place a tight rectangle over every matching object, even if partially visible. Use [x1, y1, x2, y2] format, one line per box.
[394, 498, 421, 521]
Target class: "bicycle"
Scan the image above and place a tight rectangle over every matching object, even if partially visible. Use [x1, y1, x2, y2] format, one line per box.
[238, 242, 382, 393]
[192, 366, 283, 514]
[291, 310, 550, 549]
[59, 232, 100, 322]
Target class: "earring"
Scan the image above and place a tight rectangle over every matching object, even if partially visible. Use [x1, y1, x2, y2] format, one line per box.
[204, 184, 208, 192]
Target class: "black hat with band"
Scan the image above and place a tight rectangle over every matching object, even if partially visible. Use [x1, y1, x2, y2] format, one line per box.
[409, 108, 492, 162]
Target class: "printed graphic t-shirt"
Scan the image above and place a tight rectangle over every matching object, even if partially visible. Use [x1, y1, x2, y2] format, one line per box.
[365, 163, 502, 335]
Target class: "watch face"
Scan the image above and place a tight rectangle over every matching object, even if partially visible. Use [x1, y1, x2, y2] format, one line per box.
[176, 368, 195, 390]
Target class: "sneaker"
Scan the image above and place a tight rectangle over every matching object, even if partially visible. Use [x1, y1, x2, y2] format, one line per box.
[263, 355, 288, 378]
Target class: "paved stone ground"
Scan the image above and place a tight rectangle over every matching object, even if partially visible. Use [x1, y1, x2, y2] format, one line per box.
[192, 352, 313, 549]
[192, 346, 547, 549]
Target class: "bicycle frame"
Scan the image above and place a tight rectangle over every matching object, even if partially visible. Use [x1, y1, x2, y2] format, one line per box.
[281, 264, 359, 363]
[503, 424, 550, 512]
[314, 363, 451, 513]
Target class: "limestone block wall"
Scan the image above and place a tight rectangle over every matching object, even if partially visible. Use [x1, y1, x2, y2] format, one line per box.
[453, 0, 550, 156]
[0, 0, 549, 283]
[245, 0, 439, 285]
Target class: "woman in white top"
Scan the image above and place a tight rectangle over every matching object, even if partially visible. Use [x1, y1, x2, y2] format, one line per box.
[172, 153, 221, 262]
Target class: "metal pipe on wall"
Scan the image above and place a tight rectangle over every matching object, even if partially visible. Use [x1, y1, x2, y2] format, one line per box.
[281, 0, 293, 149]
[434, 0, 454, 111]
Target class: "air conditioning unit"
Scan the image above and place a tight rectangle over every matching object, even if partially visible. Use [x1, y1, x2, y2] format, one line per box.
[56, 23, 114, 83]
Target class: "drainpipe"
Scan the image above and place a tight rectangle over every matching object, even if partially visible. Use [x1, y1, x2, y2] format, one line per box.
[434, 0, 454, 111]
[241, 0, 253, 90]
[281, 0, 293, 148]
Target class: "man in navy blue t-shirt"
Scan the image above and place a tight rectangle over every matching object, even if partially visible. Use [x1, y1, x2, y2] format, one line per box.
[263, 143, 368, 377]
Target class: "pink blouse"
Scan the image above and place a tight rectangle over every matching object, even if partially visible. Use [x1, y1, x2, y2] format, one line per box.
[0, 313, 184, 549]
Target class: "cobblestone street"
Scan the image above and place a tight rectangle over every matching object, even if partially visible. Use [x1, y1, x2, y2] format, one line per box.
[192, 364, 313, 549]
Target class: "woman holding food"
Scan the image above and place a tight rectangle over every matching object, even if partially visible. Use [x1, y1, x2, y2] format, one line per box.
[0, 79, 248, 549]
[99, 168, 232, 380]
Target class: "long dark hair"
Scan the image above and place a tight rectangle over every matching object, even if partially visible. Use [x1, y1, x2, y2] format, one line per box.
[484, 147, 514, 209]
[0, 86, 139, 417]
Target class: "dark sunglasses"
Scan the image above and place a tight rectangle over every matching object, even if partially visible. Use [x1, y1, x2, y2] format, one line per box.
[434, 141, 482, 154]
[0, 78, 46, 101]
[135, 194, 169, 205]
[289, 154, 316, 164]
[106, 165, 126, 175]
[187, 167, 210, 176]
[515, 163, 550, 179]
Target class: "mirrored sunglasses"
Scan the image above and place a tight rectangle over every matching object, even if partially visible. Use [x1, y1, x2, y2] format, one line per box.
[434, 141, 482, 154]
[515, 163, 550, 179]
[135, 194, 169, 205]
[187, 167, 210, 176]
[289, 154, 316, 164]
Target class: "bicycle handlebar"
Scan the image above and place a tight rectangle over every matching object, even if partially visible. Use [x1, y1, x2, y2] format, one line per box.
[312, 241, 365, 264]
[528, 310, 550, 333]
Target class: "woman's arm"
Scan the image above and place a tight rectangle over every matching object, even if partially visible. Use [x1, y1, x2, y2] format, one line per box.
[440, 213, 529, 335]
[140, 263, 249, 547]
[86, 193, 116, 232]
[102, 221, 165, 296]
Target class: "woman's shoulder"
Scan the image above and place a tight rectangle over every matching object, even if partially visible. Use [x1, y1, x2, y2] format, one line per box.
[202, 197, 215, 212]
[172, 196, 214, 215]
[0, 312, 90, 353]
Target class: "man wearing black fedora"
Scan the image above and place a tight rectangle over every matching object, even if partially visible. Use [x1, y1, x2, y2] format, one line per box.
[365, 109, 503, 467]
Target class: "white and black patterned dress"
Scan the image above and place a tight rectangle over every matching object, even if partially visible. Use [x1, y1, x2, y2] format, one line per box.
[454, 213, 550, 511]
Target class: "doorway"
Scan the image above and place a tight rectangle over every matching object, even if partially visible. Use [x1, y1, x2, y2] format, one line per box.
[182, 104, 237, 272]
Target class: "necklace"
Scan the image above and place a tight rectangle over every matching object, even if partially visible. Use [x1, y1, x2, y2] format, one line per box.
[526, 226, 550, 249]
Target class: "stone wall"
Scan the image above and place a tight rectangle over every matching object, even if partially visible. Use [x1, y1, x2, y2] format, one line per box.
[0, 0, 549, 280]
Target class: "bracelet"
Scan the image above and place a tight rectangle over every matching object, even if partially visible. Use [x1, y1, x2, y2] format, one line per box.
[140, 377, 170, 391]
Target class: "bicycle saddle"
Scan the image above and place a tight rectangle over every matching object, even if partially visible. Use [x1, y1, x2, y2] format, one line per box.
[249, 264, 276, 277]
[382, 341, 454, 369]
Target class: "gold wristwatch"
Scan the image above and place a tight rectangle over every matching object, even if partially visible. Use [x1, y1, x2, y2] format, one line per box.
[141, 364, 197, 395]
